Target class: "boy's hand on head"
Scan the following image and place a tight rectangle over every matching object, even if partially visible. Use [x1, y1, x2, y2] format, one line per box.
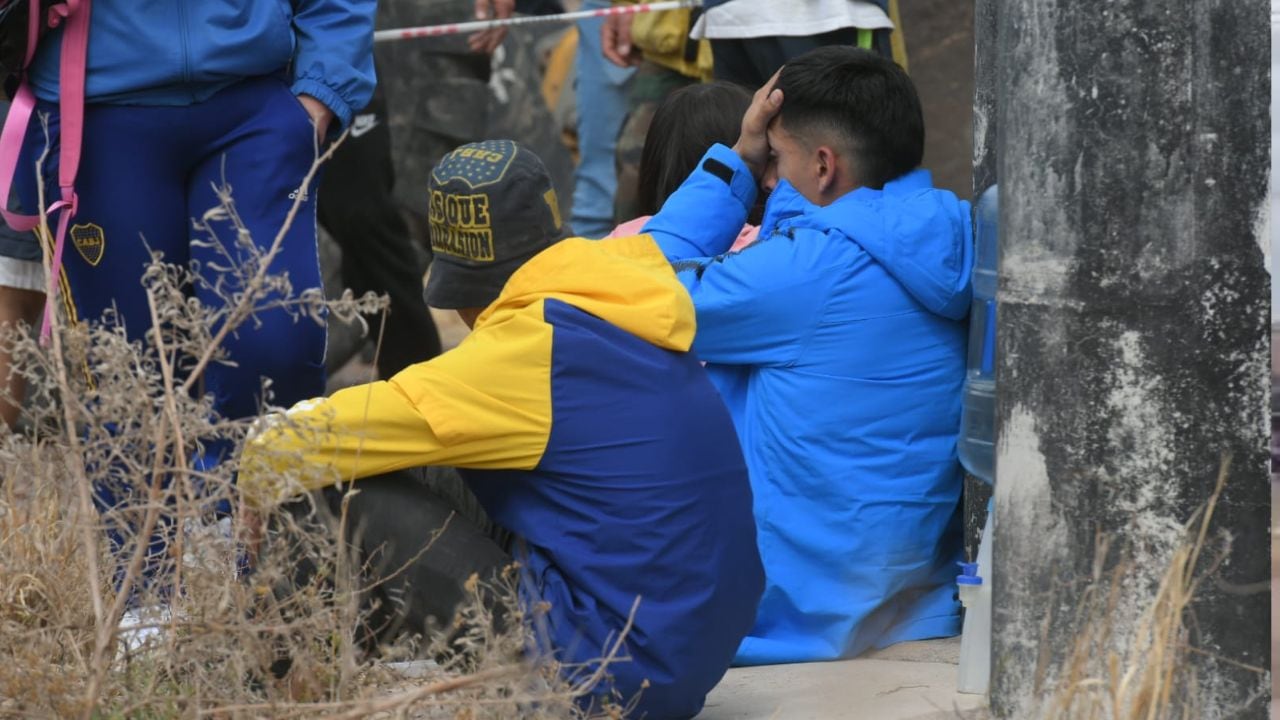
[733, 71, 784, 180]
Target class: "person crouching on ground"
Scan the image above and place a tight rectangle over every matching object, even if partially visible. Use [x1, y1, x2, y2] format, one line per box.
[240, 140, 764, 718]
[643, 47, 972, 665]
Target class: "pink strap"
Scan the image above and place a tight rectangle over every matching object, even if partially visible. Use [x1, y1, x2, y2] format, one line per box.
[0, 0, 90, 340]
[0, 82, 39, 232]
[50, 0, 86, 195]
[0, 0, 47, 232]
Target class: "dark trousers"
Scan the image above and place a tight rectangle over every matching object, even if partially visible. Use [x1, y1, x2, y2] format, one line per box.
[711, 27, 894, 89]
[317, 84, 442, 379]
[325, 468, 512, 647]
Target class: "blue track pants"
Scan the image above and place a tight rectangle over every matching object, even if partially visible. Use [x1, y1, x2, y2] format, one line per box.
[16, 75, 327, 592]
[17, 75, 326, 418]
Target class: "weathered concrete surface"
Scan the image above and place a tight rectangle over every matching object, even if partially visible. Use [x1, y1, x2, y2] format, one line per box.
[961, 0, 999, 561]
[1272, 475, 1278, 720]
[991, 0, 1271, 717]
[697, 639, 985, 720]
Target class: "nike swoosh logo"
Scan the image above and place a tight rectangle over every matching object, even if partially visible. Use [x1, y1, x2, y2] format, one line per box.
[350, 114, 379, 138]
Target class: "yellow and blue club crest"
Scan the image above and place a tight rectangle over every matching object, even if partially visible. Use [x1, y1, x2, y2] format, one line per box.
[70, 222, 105, 266]
[430, 140, 517, 190]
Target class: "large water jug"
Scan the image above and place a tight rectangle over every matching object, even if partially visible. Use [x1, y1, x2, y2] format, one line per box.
[957, 186, 998, 484]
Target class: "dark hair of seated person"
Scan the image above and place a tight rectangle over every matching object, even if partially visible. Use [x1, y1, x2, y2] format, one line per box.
[775, 46, 924, 189]
[636, 81, 756, 221]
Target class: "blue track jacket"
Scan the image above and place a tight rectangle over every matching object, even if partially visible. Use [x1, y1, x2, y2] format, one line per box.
[28, 0, 375, 129]
[644, 143, 971, 665]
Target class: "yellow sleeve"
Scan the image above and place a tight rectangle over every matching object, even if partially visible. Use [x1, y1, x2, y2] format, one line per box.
[238, 305, 553, 508]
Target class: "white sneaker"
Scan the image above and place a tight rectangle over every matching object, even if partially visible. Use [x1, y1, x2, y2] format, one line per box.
[385, 659, 440, 679]
[116, 604, 173, 657]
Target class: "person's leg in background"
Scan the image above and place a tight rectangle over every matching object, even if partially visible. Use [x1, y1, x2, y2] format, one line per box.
[570, 0, 635, 239]
[0, 241, 45, 430]
[0, 100, 44, 430]
[0, 284, 43, 428]
[318, 79, 442, 379]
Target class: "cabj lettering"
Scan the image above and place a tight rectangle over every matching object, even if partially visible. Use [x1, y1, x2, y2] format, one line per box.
[457, 147, 505, 163]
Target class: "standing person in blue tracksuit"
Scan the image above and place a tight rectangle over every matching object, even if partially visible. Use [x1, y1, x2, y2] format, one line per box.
[10, 1, 375, 592]
[643, 46, 972, 664]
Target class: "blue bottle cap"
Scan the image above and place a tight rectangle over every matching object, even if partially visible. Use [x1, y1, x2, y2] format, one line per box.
[956, 561, 983, 586]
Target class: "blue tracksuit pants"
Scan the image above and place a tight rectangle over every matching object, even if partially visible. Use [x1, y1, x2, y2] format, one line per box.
[16, 75, 327, 589]
[17, 75, 326, 415]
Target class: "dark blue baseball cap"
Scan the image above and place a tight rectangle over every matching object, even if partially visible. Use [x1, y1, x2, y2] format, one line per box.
[424, 140, 570, 310]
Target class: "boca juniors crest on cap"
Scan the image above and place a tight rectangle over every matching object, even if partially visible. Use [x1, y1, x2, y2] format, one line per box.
[71, 222, 105, 266]
[430, 139, 519, 190]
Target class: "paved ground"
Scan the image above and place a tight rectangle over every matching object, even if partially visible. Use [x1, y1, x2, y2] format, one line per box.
[697, 638, 986, 720]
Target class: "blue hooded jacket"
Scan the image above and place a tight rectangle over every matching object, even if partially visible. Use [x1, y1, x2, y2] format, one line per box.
[644, 143, 971, 665]
[27, 0, 375, 129]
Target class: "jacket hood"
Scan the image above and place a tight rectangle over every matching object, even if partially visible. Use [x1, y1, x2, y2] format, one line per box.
[475, 235, 697, 351]
[763, 169, 974, 320]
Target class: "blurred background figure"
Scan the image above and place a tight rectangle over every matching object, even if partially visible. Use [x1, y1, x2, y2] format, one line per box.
[324, 0, 577, 385]
[601, 2, 712, 223]
[609, 81, 755, 241]
[569, 0, 635, 238]
[375, 0, 513, 247]
[693, 0, 904, 88]
[318, 77, 443, 381]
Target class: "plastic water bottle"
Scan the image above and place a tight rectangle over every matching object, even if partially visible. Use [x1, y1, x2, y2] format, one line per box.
[957, 185, 998, 485]
[957, 508, 994, 695]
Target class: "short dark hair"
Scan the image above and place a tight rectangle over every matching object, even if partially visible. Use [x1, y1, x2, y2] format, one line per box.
[636, 81, 753, 217]
[775, 46, 924, 189]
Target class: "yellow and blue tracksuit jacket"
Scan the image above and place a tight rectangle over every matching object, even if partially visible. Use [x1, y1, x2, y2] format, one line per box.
[242, 234, 764, 719]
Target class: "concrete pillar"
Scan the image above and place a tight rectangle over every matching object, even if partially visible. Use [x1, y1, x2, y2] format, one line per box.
[989, 1, 1271, 717]
[971, 0, 997, 199]
[963, 0, 998, 559]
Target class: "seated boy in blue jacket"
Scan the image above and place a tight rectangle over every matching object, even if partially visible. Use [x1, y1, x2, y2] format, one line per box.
[643, 46, 974, 665]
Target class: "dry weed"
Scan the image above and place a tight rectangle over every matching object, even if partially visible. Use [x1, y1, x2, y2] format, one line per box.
[1040, 456, 1263, 720]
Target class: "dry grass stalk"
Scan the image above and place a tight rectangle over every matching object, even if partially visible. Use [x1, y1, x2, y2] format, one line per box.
[1042, 455, 1249, 720]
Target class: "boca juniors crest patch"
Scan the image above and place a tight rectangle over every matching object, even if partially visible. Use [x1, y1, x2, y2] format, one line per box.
[71, 223, 105, 266]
